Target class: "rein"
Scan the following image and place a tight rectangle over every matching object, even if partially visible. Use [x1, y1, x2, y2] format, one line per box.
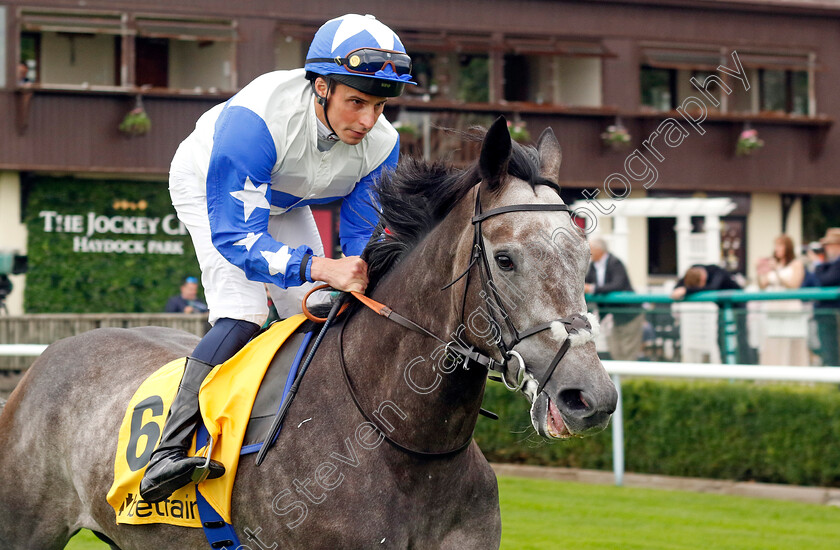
[337, 316, 474, 458]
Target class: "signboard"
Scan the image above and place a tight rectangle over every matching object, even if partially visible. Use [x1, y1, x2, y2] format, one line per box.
[24, 177, 200, 313]
[37, 209, 188, 255]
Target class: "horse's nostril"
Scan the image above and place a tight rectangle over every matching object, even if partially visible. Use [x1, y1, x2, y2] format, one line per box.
[559, 389, 589, 411]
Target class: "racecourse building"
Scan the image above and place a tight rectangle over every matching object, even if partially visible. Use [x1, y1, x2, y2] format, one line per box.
[0, 0, 838, 313]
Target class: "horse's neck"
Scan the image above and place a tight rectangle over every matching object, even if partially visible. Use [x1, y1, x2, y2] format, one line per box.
[341, 197, 487, 453]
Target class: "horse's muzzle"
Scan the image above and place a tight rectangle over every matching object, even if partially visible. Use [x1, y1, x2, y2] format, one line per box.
[530, 384, 617, 439]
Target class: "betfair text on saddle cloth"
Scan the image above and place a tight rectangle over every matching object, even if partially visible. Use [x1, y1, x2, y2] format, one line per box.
[140, 13, 416, 503]
[108, 315, 308, 527]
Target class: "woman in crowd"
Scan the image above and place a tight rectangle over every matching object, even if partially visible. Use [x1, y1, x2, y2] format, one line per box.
[755, 234, 809, 366]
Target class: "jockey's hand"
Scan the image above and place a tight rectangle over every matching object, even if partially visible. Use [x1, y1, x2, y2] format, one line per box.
[310, 256, 369, 294]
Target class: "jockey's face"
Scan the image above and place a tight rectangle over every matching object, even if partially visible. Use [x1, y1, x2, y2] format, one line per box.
[314, 78, 388, 145]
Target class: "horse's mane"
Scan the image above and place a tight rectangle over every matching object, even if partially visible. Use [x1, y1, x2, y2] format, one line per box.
[362, 131, 558, 292]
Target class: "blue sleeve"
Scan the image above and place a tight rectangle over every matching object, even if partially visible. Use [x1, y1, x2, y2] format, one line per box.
[206, 105, 312, 288]
[339, 138, 399, 256]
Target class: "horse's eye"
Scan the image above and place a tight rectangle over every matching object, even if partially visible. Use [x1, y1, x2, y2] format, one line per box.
[494, 253, 515, 271]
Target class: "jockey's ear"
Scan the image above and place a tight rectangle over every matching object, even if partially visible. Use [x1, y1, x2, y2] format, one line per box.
[314, 76, 330, 98]
[479, 116, 512, 191]
[537, 127, 562, 185]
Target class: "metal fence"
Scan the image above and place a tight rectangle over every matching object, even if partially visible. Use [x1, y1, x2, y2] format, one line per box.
[0, 313, 209, 370]
[588, 287, 840, 367]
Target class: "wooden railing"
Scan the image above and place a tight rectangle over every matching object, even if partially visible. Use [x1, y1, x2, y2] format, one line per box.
[0, 313, 210, 370]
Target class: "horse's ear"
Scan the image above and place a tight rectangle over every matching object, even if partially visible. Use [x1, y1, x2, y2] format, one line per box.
[479, 116, 512, 191]
[537, 127, 562, 185]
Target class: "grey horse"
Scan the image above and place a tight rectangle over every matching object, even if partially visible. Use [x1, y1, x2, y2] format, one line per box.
[0, 118, 617, 549]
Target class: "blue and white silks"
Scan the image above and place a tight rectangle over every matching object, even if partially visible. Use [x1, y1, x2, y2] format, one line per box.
[184, 68, 398, 289]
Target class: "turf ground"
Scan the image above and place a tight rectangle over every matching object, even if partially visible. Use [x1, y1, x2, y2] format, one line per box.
[66, 475, 840, 549]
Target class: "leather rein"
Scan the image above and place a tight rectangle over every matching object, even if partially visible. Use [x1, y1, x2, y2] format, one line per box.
[323, 188, 593, 458]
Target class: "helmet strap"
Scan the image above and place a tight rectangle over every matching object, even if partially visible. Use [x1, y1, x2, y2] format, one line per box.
[311, 77, 339, 140]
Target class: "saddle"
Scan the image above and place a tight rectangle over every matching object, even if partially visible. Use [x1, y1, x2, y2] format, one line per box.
[107, 314, 318, 528]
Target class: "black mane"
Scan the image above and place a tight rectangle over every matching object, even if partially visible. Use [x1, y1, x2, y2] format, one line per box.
[361, 133, 557, 291]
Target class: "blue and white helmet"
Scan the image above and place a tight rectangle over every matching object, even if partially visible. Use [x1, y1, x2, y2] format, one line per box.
[305, 14, 415, 98]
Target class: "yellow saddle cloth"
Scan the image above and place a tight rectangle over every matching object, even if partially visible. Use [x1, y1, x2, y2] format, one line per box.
[106, 314, 307, 527]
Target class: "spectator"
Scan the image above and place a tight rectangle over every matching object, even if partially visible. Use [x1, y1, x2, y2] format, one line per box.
[670, 264, 741, 300]
[755, 235, 808, 366]
[812, 228, 840, 366]
[584, 238, 643, 361]
[802, 242, 826, 287]
[164, 276, 208, 314]
[671, 264, 752, 363]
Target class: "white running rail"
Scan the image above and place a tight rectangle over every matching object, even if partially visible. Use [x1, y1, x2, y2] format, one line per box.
[4, 346, 840, 487]
[0, 344, 48, 356]
[606, 361, 840, 486]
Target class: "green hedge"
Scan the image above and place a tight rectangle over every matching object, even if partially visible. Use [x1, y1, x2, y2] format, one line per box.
[23, 177, 200, 313]
[475, 379, 840, 487]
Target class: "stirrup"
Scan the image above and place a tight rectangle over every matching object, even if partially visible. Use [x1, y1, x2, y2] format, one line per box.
[191, 435, 216, 484]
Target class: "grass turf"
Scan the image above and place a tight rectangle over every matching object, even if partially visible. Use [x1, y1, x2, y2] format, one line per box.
[66, 475, 840, 549]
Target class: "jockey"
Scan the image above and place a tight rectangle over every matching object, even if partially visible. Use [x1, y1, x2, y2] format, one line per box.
[140, 14, 414, 503]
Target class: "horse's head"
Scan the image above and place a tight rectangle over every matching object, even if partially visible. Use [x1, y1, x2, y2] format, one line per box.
[462, 117, 618, 439]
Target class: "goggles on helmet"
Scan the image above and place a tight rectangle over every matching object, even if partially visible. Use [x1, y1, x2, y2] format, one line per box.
[307, 48, 412, 77]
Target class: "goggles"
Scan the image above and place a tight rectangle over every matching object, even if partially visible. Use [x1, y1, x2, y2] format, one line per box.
[308, 48, 412, 77]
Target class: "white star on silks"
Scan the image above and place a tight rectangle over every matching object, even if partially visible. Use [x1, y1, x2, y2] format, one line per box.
[261, 246, 291, 276]
[331, 14, 395, 51]
[233, 232, 262, 251]
[229, 177, 270, 223]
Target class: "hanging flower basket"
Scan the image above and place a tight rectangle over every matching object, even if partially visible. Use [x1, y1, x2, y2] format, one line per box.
[119, 108, 151, 137]
[601, 124, 631, 150]
[507, 120, 531, 143]
[736, 128, 764, 156]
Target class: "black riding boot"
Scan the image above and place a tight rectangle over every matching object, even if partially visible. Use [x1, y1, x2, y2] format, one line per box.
[139, 357, 225, 503]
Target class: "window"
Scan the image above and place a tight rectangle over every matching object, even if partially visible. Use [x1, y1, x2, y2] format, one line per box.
[19, 32, 38, 84]
[274, 23, 315, 71]
[17, 8, 236, 92]
[275, 35, 306, 70]
[503, 54, 602, 106]
[640, 47, 724, 112]
[502, 36, 606, 106]
[732, 51, 813, 115]
[457, 53, 489, 103]
[399, 51, 442, 99]
[134, 16, 237, 92]
[553, 56, 602, 107]
[18, 9, 123, 88]
[640, 66, 675, 111]
[640, 46, 815, 116]
[758, 69, 809, 115]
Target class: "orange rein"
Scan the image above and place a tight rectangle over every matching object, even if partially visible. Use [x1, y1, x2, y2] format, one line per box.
[301, 284, 390, 323]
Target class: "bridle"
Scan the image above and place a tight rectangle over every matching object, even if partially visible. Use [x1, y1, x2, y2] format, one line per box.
[336, 185, 594, 458]
[443, 187, 593, 394]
